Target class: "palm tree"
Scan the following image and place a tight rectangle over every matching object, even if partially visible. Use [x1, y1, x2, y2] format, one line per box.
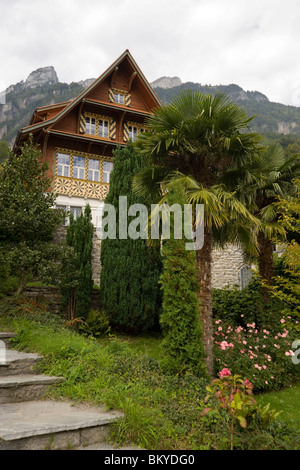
[133, 90, 262, 375]
[235, 143, 300, 290]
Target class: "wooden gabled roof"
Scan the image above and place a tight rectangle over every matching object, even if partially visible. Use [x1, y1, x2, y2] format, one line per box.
[14, 50, 161, 151]
[29, 101, 72, 126]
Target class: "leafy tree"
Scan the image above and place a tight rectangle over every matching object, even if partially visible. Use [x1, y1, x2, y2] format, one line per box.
[0, 141, 9, 165]
[133, 90, 261, 374]
[266, 181, 300, 326]
[0, 140, 63, 294]
[61, 205, 94, 320]
[100, 143, 162, 333]
[159, 186, 206, 377]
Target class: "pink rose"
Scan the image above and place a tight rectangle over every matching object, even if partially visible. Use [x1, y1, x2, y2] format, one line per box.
[219, 368, 231, 378]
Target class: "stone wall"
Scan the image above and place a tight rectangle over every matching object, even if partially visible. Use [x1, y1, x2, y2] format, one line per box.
[23, 286, 101, 315]
[211, 244, 251, 289]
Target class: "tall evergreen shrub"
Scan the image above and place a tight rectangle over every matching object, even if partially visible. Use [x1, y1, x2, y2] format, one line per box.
[159, 187, 207, 377]
[100, 143, 162, 333]
[61, 204, 94, 319]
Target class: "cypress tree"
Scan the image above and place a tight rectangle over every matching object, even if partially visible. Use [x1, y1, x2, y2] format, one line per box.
[100, 143, 162, 333]
[159, 187, 207, 377]
[61, 204, 94, 319]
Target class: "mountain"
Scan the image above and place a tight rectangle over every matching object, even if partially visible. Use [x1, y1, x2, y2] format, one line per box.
[0, 67, 86, 145]
[151, 78, 300, 137]
[2, 68, 300, 147]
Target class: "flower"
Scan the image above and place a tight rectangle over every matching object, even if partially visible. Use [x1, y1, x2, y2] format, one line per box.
[280, 318, 285, 324]
[285, 350, 294, 356]
[219, 368, 231, 378]
[244, 379, 253, 389]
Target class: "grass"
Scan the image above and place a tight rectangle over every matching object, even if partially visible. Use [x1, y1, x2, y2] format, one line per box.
[257, 381, 300, 430]
[97, 332, 163, 362]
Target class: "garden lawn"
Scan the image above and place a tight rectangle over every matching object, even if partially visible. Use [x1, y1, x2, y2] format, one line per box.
[96, 332, 163, 362]
[257, 381, 300, 430]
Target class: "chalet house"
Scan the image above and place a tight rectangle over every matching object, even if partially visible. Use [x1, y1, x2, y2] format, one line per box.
[14, 50, 161, 230]
[13, 50, 252, 289]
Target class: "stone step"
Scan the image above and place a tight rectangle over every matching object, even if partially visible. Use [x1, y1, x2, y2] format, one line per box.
[0, 332, 17, 349]
[0, 374, 64, 404]
[0, 400, 123, 450]
[0, 349, 43, 376]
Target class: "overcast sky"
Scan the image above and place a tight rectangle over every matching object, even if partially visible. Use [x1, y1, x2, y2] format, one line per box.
[1, 0, 300, 106]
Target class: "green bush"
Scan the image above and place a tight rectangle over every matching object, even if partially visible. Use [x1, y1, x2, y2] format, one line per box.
[77, 309, 111, 338]
[0, 260, 18, 298]
[212, 278, 283, 328]
[159, 187, 206, 378]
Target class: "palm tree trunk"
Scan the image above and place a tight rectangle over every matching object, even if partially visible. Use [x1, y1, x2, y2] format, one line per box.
[195, 225, 213, 376]
[257, 232, 274, 298]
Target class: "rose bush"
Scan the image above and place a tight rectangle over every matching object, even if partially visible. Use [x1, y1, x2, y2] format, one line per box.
[213, 316, 299, 391]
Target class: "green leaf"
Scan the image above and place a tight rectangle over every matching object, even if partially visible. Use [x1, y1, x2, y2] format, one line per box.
[237, 415, 247, 429]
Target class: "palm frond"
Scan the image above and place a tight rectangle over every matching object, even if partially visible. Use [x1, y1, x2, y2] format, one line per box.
[132, 166, 169, 201]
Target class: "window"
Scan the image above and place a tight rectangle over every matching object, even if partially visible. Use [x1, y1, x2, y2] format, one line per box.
[103, 161, 113, 183]
[88, 158, 100, 182]
[85, 116, 96, 135]
[73, 156, 85, 179]
[113, 92, 124, 104]
[56, 150, 113, 187]
[128, 125, 138, 142]
[125, 122, 148, 143]
[57, 153, 70, 177]
[70, 206, 82, 220]
[98, 119, 109, 138]
[240, 266, 252, 290]
[109, 89, 130, 106]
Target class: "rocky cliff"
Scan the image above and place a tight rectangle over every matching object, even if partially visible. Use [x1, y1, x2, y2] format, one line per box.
[151, 76, 182, 89]
[0, 67, 86, 145]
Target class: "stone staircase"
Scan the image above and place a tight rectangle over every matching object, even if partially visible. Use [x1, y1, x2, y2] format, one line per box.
[0, 332, 124, 450]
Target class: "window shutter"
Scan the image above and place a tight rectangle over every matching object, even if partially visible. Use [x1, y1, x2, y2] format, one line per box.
[109, 119, 116, 140]
[124, 122, 130, 142]
[79, 113, 86, 134]
[109, 89, 115, 103]
[124, 93, 131, 107]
